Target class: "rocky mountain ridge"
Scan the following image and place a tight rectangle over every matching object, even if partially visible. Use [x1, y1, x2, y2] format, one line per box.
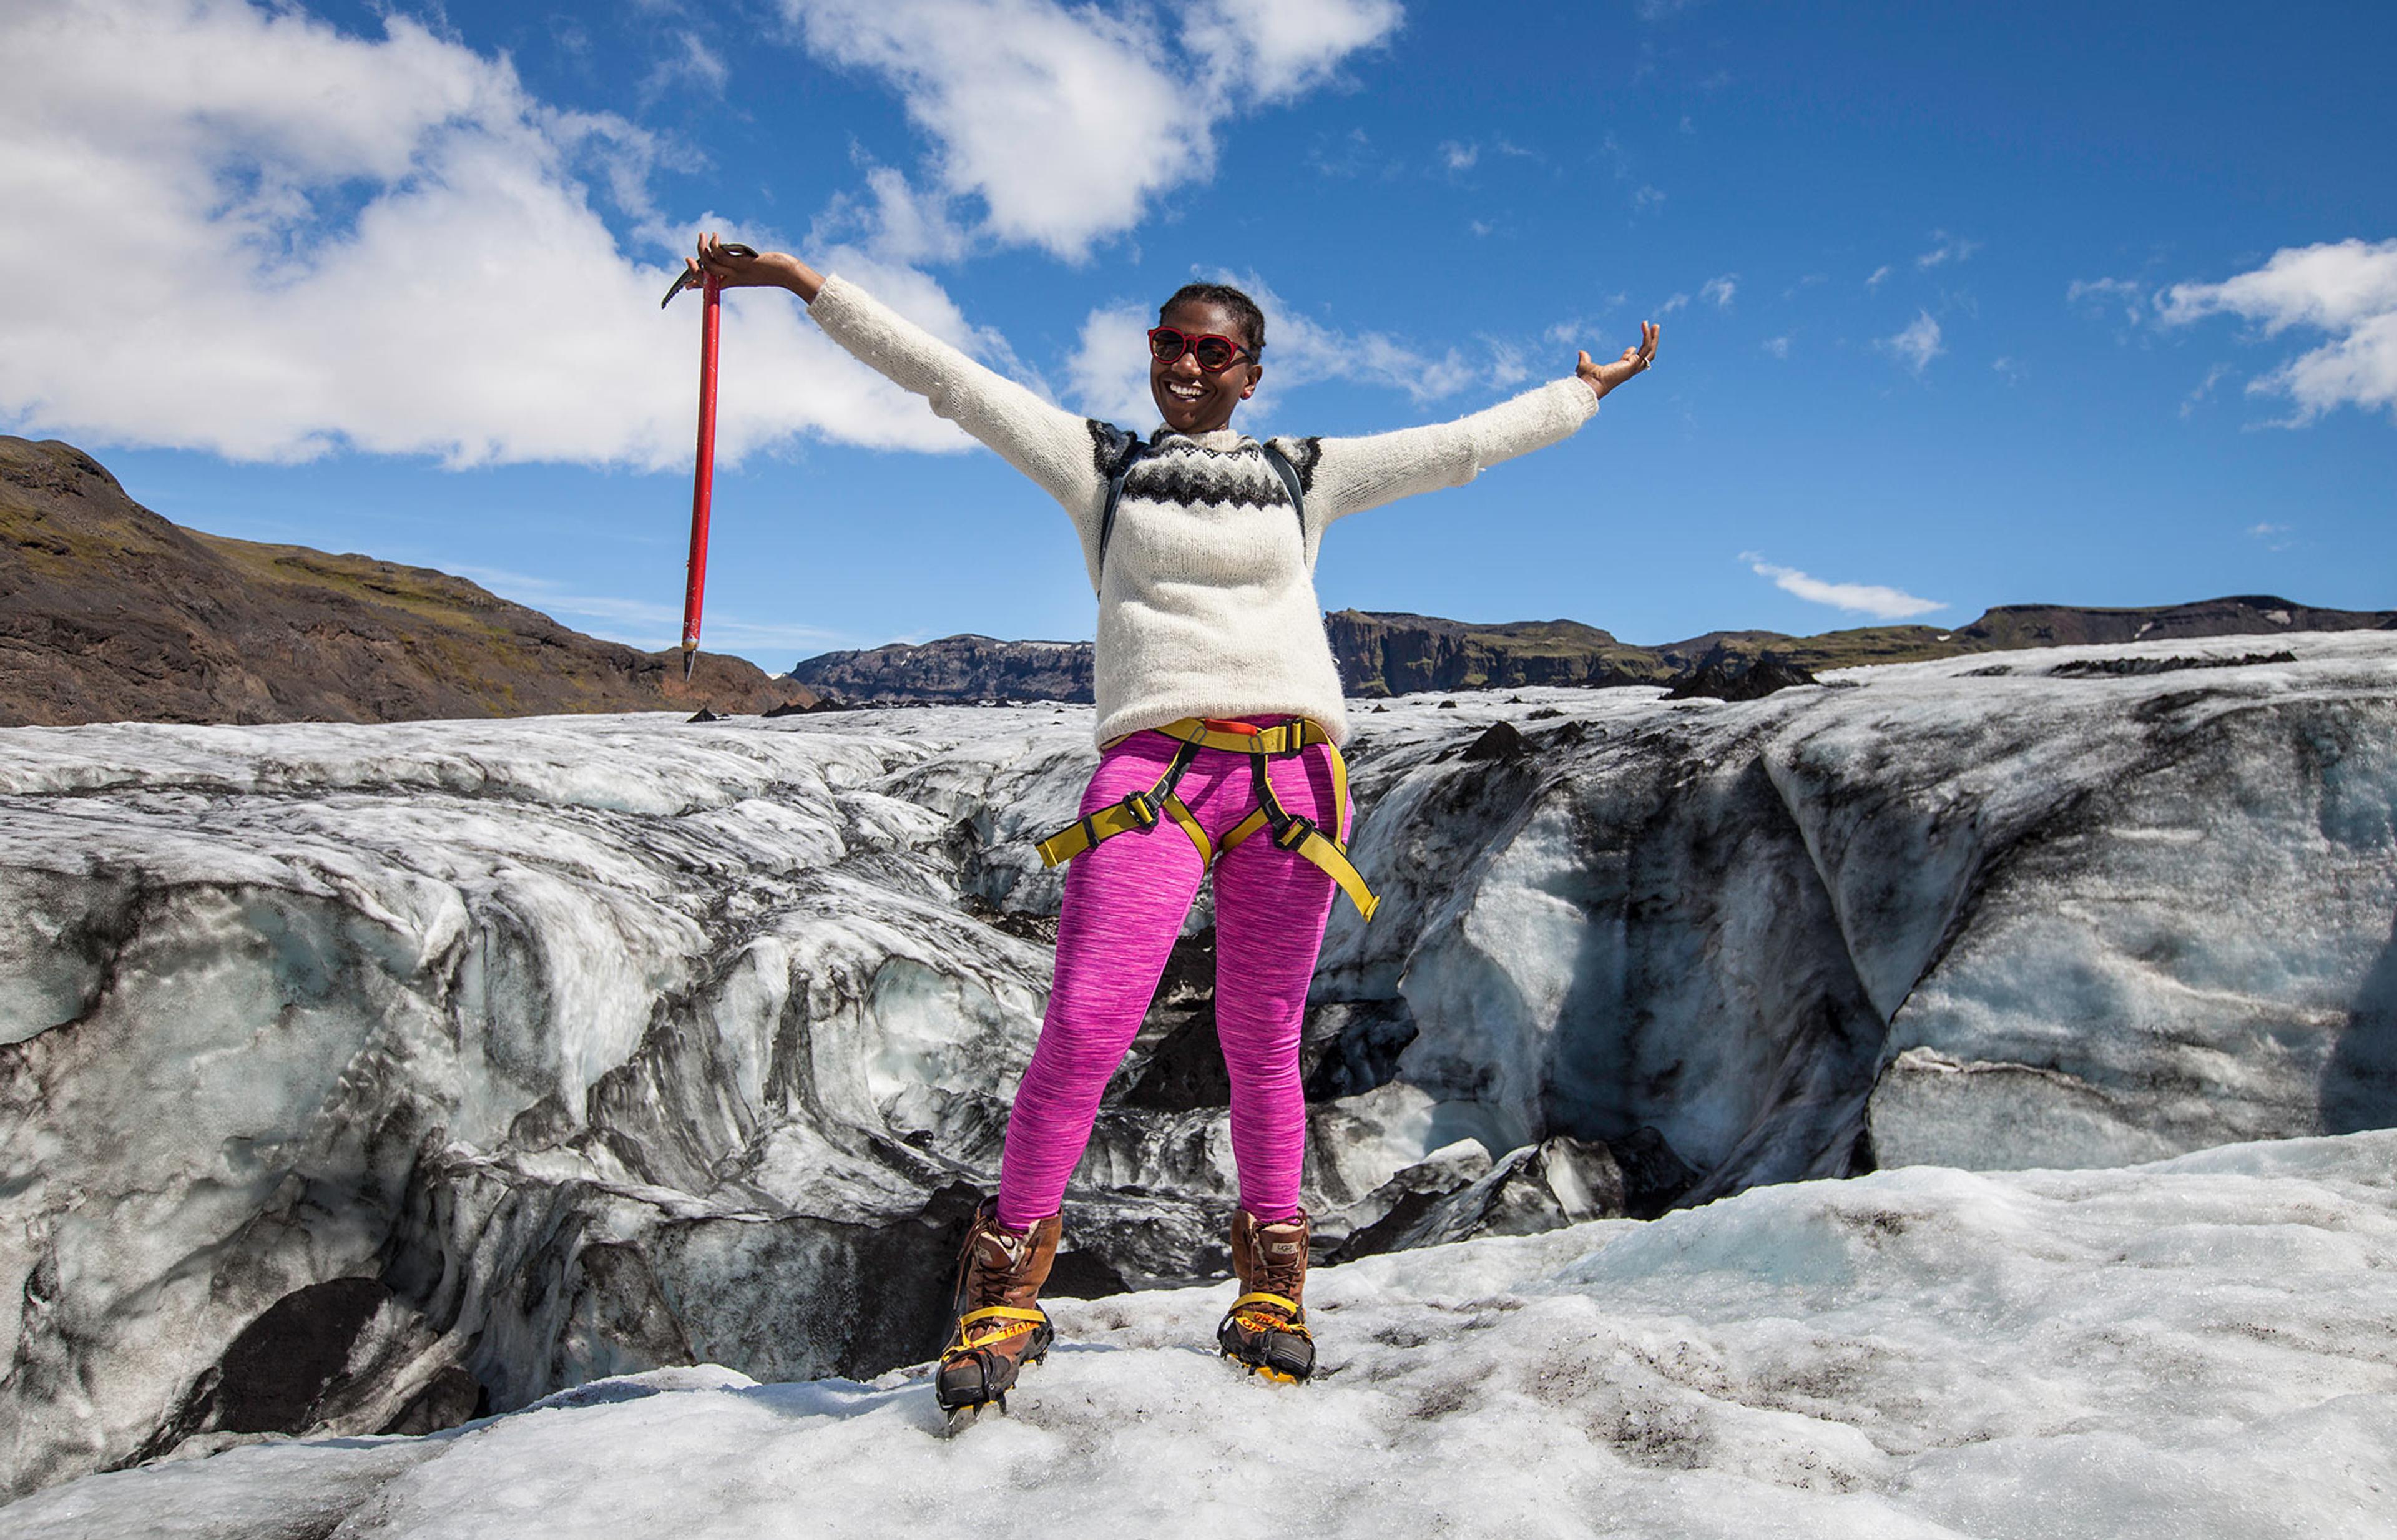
[0, 437, 817, 727]
[792, 597, 2396, 704]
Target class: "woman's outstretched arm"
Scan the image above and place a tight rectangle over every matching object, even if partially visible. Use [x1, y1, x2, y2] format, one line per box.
[685, 235, 1109, 525]
[687, 237, 827, 302]
[1298, 322, 1659, 526]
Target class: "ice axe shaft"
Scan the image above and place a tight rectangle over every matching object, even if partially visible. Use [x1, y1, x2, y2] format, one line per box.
[664, 243, 755, 682]
[680, 275, 721, 681]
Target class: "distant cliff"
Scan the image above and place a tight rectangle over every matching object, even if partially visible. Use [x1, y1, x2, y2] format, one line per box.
[0, 438, 816, 727]
[788, 634, 1096, 704]
[793, 599, 2394, 704]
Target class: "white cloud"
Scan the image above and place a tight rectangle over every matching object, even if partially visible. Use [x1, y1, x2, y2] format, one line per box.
[2180, 362, 2234, 418]
[1633, 184, 1667, 213]
[644, 31, 729, 99]
[781, 0, 1401, 260]
[1182, 0, 1404, 101]
[0, 0, 972, 468]
[1308, 125, 1383, 179]
[1700, 274, 1737, 309]
[1439, 140, 1479, 171]
[1865, 264, 1891, 290]
[1482, 338, 1531, 388]
[1741, 553, 1944, 620]
[1067, 303, 1160, 427]
[1880, 311, 1944, 375]
[1761, 336, 1790, 360]
[1658, 293, 1690, 315]
[2067, 276, 2147, 326]
[813, 164, 977, 266]
[2157, 238, 2397, 424]
[1543, 305, 1624, 348]
[1916, 232, 1981, 270]
[2245, 521, 2293, 551]
[1992, 356, 2024, 383]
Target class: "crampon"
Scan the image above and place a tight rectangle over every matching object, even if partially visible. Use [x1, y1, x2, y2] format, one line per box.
[936, 1204, 1060, 1433]
[1218, 1208, 1315, 1385]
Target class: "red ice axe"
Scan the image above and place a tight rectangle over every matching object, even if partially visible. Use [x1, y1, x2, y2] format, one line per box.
[661, 243, 755, 681]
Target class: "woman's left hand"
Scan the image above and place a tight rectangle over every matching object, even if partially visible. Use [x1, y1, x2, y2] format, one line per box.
[1577, 321, 1660, 400]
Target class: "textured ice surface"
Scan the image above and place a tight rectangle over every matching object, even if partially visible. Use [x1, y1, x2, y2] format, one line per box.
[4, 1132, 2390, 1540]
[1, 631, 2391, 1495]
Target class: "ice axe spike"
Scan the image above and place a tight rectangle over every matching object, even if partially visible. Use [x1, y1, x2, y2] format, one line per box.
[664, 243, 756, 682]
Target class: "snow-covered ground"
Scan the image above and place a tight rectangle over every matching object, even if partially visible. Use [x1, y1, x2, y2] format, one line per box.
[6, 1131, 2391, 1539]
[0, 629, 2391, 1501]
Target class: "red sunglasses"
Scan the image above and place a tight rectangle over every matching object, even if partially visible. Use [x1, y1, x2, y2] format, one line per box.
[1147, 326, 1253, 373]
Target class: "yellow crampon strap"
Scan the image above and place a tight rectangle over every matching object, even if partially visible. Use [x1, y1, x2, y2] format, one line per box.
[1227, 1291, 1303, 1319]
[1032, 718, 1380, 921]
[948, 1304, 1049, 1353]
[1223, 1290, 1310, 1337]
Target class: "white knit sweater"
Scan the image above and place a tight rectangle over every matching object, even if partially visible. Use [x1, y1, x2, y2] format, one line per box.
[807, 275, 1600, 746]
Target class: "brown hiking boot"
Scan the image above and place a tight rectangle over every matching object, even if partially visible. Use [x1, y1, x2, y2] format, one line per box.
[935, 1202, 1061, 1419]
[1218, 1208, 1315, 1383]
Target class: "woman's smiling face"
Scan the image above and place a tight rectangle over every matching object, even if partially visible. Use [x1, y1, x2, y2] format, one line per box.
[1150, 297, 1262, 436]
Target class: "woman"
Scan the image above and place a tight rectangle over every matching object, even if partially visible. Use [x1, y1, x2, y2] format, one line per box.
[685, 235, 1657, 1420]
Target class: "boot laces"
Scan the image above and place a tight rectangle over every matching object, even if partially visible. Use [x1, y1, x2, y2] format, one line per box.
[963, 1223, 1032, 1309]
[1251, 1222, 1308, 1307]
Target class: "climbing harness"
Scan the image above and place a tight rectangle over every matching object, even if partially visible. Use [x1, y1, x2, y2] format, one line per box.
[1051, 430, 1371, 913]
[1056, 441, 1373, 915]
[1032, 716, 1380, 921]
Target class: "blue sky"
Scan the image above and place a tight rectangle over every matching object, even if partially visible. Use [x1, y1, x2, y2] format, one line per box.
[3, 0, 2391, 672]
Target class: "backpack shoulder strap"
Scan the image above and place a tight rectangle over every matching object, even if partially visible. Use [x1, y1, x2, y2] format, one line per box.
[1097, 438, 1152, 576]
[1259, 441, 1305, 531]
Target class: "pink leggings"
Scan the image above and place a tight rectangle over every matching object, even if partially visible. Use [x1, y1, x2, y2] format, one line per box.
[994, 729, 1345, 1228]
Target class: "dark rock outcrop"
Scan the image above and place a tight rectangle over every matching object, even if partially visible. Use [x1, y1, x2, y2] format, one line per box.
[1323, 611, 1665, 696]
[1664, 647, 1819, 702]
[788, 634, 1095, 704]
[1953, 597, 2390, 650]
[792, 602, 2397, 707]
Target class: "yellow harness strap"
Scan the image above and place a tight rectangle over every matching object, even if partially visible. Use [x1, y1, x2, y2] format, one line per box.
[1032, 718, 1379, 921]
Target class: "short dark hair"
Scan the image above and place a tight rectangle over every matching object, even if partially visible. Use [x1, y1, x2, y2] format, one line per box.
[1159, 282, 1266, 356]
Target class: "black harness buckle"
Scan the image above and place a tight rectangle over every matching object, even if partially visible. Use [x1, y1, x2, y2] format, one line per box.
[1119, 789, 1162, 829]
[1272, 815, 1320, 850]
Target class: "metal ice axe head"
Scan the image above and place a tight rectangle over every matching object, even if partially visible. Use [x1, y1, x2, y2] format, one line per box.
[662, 243, 756, 682]
[660, 243, 756, 309]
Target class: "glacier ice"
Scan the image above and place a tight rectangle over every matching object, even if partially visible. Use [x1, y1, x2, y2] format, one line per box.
[0, 632, 2391, 1496]
[3, 1132, 2390, 1539]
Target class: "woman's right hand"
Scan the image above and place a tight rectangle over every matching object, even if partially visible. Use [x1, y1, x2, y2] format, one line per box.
[685, 233, 825, 303]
